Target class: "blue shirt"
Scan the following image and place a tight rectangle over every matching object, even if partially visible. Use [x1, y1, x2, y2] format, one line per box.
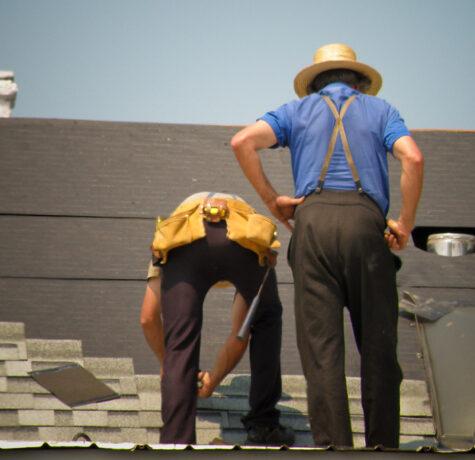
[260, 82, 410, 216]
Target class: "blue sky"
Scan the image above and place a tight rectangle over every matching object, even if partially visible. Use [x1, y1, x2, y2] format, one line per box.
[1, 0, 474, 128]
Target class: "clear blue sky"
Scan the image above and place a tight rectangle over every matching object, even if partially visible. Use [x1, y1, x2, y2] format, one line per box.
[1, 0, 474, 129]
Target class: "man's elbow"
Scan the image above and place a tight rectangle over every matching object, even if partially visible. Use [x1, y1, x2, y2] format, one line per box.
[409, 150, 424, 172]
[230, 131, 250, 155]
[395, 136, 425, 170]
[140, 313, 154, 330]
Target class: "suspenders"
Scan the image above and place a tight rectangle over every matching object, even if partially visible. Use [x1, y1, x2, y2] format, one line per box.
[315, 95, 363, 194]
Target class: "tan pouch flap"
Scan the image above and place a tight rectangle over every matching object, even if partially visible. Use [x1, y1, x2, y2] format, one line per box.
[152, 211, 193, 252]
[246, 213, 277, 248]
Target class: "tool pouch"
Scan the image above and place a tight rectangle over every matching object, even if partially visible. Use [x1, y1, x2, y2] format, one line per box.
[246, 213, 277, 248]
[151, 197, 280, 266]
[226, 200, 280, 265]
[151, 202, 206, 263]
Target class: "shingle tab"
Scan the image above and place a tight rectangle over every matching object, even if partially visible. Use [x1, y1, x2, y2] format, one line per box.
[196, 428, 223, 445]
[26, 339, 83, 361]
[196, 412, 222, 430]
[146, 428, 161, 444]
[0, 410, 19, 427]
[83, 358, 135, 378]
[0, 427, 39, 441]
[6, 376, 49, 394]
[138, 411, 162, 428]
[18, 410, 55, 426]
[0, 343, 25, 361]
[38, 426, 82, 442]
[73, 411, 108, 427]
[33, 394, 70, 411]
[135, 375, 160, 393]
[54, 411, 74, 427]
[138, 392, 161, 411]
[80, 427, 122, 443]
[0, 322, 25, 341]
[107, 411, 140, 428]
[5, 360, 32, 377]
[0, 393, 34, 409]
[119, 428, 148, 445]
[119, 377, 138, 395]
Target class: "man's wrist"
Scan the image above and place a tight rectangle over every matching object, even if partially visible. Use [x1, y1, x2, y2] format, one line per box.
[263, 194, 278, 206]
[398, 215, 415, 232]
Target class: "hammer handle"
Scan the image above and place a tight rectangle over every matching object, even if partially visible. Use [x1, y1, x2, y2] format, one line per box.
[236, 267, 270, 341]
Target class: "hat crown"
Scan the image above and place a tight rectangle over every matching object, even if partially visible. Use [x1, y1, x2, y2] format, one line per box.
[294, 43, 382, 97]
[313, 43, 357, 64]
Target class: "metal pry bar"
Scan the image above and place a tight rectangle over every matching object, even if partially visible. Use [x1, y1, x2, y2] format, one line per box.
[236, 267, 271, 341]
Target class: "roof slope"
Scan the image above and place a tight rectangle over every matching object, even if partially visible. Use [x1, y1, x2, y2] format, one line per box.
[0, 321, 435, 447]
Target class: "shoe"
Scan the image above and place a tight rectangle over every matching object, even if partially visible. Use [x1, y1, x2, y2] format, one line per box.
[245, 424, 295, 446]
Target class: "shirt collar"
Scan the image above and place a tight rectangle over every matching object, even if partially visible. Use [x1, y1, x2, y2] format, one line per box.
[319, 82, 359, 96]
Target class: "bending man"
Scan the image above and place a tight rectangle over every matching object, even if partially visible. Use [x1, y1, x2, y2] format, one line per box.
[141, 192, 294, 446]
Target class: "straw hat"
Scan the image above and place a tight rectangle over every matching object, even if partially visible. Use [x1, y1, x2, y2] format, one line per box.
[293, 43, 382, 98]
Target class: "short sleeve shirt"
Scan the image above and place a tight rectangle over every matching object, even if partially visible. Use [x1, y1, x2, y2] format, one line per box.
[260, 82, 410, 215]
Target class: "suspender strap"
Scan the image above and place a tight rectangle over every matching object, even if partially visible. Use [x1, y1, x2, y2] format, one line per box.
[315, 95, 363, 194]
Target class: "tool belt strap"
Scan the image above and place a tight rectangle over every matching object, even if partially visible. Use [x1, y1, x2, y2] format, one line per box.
[316, 95, 363, 194]
[151, 197, 280, 265]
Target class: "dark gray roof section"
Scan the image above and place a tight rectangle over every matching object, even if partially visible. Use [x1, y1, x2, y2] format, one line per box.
[0, 119, 473, 381]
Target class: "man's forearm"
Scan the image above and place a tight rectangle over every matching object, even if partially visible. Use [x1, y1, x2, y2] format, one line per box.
[395, 136, 425, 230]
[209, 336, 248, 387]
[399, 155, 424, 229]
[232, 138, 278, 206]
[231, 124, 304, 230]
[387, 136, 424, 250]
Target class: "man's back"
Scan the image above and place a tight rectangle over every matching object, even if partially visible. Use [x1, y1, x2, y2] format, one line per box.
[260, 82, 410, 215]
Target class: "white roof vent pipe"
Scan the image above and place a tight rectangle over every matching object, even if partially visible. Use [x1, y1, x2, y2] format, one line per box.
[0, 71, 18, 118]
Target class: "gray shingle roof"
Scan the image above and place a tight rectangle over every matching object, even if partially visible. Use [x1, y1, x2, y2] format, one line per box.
[0, 321, 435, 447]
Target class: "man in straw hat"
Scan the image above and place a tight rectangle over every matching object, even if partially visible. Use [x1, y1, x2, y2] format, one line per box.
[231, 43, 424, 447]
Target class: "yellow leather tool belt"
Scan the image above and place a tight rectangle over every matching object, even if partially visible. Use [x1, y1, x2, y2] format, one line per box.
[151, 197, 280, 265]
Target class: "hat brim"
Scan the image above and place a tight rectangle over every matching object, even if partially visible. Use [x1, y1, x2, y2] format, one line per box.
[293, 60, 382, 98]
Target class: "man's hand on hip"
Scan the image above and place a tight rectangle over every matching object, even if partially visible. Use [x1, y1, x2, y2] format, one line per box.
[266, 195, 305, 231]
[385, 218, 412, 251]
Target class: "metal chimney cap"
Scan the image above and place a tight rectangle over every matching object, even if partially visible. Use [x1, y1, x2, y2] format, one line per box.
[427, 232, 475, 257]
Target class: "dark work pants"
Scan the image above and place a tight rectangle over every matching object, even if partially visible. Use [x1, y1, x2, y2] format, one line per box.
[159, 221, 283, 444]
[289, 191, 403, 448]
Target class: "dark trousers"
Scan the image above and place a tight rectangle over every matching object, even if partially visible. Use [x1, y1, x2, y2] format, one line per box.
[289, 191, 403, 448]
[159, 221, 283, 444]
